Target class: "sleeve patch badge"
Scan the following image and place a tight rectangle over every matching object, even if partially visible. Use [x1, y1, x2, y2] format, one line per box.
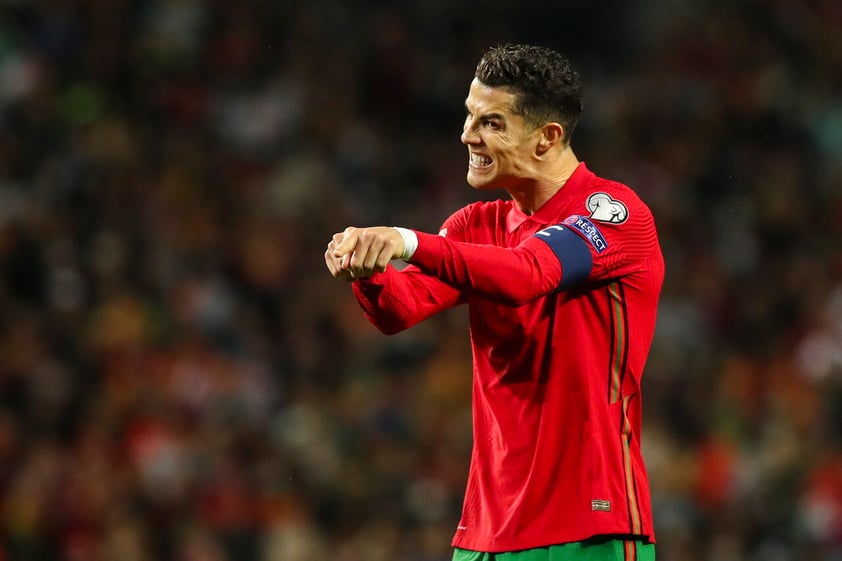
[587, 192, 629, 224]
[560, 215, 608, 253]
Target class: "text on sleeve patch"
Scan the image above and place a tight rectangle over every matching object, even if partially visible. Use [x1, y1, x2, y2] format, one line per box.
[562, 215, 608, 253]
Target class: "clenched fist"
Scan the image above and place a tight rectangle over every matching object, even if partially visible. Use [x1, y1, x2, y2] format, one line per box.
[324, 226, 405, 280]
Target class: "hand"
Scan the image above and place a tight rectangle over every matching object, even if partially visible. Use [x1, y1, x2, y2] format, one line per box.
[330, 226, 405, 279]
[325, 231, 354, 281]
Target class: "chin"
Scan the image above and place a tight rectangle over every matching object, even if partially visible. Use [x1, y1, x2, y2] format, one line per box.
[467, 172, 500, 190]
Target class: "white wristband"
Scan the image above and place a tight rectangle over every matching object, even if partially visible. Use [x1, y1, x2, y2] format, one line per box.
[393, 227, 418, 261]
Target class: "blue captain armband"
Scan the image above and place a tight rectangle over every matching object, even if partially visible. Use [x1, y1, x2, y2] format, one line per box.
[532, 220, 595, 289]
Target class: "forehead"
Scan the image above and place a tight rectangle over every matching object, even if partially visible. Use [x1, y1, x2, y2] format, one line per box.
[465, 78, 518, 116]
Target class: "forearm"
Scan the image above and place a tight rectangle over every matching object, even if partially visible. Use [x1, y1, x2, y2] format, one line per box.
[352, 265, 463, 334]
[408, 232, 563, 306]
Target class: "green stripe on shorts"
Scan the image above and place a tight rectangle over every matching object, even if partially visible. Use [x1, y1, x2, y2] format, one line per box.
[453, 539, 655, 561]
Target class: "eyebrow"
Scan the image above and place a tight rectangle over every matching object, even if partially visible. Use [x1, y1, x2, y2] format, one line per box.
[464, 103, 504, 121]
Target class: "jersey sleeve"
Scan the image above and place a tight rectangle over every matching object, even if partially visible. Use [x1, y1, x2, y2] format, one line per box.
[408, 232, 564, 307]
[352, 266, 463, 334]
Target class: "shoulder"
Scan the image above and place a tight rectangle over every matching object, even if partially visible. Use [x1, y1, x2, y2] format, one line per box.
[442, 199, 511, 231]
[456, 199, 511, 216]
[577, 173, 654, 227]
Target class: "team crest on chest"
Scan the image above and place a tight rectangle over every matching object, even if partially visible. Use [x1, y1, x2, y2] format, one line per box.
[586, 192, 629, 224]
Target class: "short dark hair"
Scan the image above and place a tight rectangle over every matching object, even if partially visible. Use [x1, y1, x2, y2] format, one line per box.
[475, 44, 583, 143]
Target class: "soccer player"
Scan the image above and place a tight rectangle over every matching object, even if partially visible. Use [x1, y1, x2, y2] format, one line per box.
[325, 44, 664, 561]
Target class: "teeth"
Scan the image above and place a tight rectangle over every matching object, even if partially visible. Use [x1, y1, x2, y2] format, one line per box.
[471, 153, 491, 166]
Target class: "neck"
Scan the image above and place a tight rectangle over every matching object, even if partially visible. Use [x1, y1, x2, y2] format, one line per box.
[508, 149, 580, 215]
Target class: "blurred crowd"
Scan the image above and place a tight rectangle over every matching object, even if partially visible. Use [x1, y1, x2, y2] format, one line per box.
[0, 0, 839, 560]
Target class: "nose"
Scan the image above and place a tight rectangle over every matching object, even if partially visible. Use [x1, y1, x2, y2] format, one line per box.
[461, 118, 479, 145]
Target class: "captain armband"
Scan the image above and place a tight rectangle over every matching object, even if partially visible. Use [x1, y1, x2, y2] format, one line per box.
[532, 224, 594, 289]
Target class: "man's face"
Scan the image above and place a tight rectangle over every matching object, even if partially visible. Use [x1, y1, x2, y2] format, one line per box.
[461, 78, 539, 190]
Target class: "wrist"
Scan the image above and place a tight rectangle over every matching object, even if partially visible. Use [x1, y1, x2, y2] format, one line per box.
[392, 227, 418, 260]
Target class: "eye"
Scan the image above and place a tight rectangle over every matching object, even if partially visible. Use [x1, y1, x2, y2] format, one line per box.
[483, 119, 501, 131]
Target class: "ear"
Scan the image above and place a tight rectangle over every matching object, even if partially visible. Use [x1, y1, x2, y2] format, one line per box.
[535, 122, 565, 156]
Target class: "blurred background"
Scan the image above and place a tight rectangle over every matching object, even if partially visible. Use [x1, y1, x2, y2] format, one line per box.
[0, 0, 839, 560]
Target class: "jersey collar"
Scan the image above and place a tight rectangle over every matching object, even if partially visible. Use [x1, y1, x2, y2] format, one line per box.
[506, 162, 592, 233]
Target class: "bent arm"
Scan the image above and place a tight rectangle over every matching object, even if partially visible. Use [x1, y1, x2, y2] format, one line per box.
[409, 226, 592, 306]
[353, 265, 464, 334]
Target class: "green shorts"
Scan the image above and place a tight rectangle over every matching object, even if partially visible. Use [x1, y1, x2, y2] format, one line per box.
[453, 538, 655, 561]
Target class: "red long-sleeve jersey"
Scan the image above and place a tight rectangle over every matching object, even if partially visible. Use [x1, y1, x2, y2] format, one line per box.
[352, 163, 664, 552]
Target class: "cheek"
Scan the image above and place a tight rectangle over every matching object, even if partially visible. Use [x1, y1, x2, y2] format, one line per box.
[495, 137, 530, 164]
[490, 134, 518, 156]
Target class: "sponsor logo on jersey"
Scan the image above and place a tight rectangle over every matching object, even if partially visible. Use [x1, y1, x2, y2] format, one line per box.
[592, 499, 612, 512]
[561, 215, 608, 253]
[587, 192, 629, 224]
[439, 227, 448, 237]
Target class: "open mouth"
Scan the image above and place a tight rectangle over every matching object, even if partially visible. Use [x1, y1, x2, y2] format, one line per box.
[469, 152, 492, 168]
